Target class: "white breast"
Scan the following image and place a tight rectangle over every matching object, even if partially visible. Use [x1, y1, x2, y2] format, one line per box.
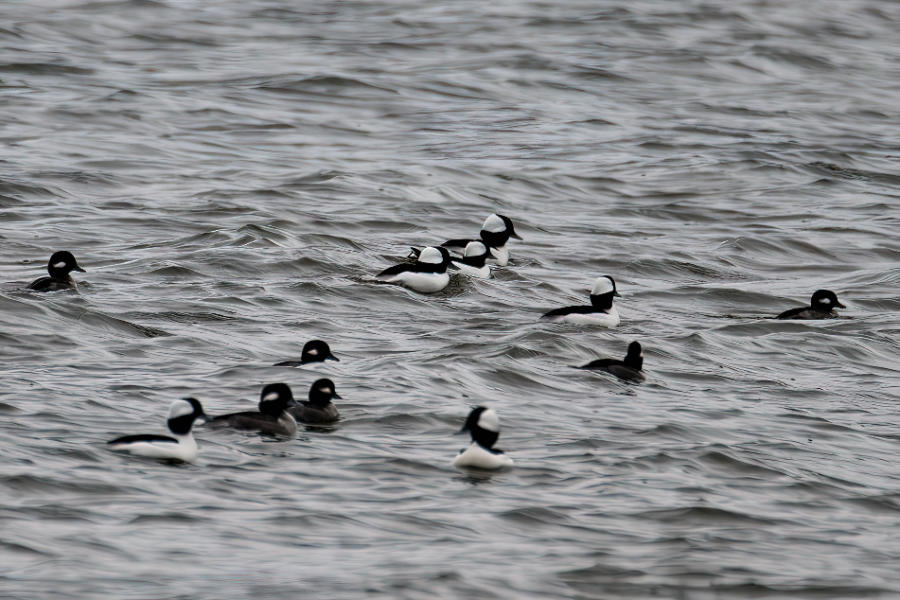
[109, 436, 198, 463]
[488, 246, 509, 267]
[382, 271, 449, 293]
[553, 306, 619, 327]
[452, 443, 514, 470]
[454, 262, 491, 279]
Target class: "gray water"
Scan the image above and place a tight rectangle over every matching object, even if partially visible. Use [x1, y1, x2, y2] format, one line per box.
[2, 1, 900, 598]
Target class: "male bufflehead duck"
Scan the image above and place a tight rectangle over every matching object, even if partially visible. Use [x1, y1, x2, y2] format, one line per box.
[452, 406, 514, 470]
[577, 341, 645, 382]
[776, 289, 846, 320]
[208, 383, 298, 437]
[442, 213, 521, 266]
[376, 246, 454, 293]
[541, 275, 620, 327]
[274, 340, 339, 367]
[27, 250, 86, 291]
[289, 378, 342, 424]
[450, 241, 492, 279]
[107, 398, 209, 463]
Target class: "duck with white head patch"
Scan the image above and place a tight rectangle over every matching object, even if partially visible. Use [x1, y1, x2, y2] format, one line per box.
[541, 275, 621, 327]
[107, 398, 209, 463]
[274, 340, 339, 367]
[27, 250, 86, 292]
[576, 341, 645, 382]
[376, 246, 454, 293]
[450, 241, 492, 279]
[452, 406, 514, 470]
[207, 383, 298, 437]
[776, 289, 846, 320]
[442, 213, 521, 266]
[289, 378, 342, 424]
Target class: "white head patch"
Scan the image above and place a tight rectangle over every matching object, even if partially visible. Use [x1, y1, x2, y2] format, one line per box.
[419, 246, 442, 265]
[591, 276, 614, 296]
[307, 348, 319, 356]
[263, 391, 280, 402]
[478, 407, 500, 432]
[482, 214, 505, 233]
[53, 261, 67, 269]
[465, 241, 487, 257]
[168, 399, 194, 419]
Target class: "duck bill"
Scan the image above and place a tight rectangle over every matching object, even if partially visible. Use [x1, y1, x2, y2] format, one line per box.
[326, 354, 340, 362]
[74, 266, 86, 273]
[332, 392, 343, 400]
[510, 232, 523, 240]
[836, 301, 846, 308]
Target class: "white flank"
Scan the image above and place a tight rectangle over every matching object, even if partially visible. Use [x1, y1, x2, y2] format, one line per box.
[452, 443, 514, 470]
[385, 271, 449, 293]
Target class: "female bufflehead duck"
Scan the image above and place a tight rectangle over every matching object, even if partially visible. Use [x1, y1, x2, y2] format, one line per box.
[776, 289, 846, 320]
[442, 214, 521, 266]
[274, 340, 339, 367]
[289, 378, 342, 424]
[107, 398, 209, 463]
[541, 275, 620, 327]
[376, 246, 454, 293]
[452, 406, 514, 470]
[577, 341, 645, 382]
[208, 383, 298, 437]
[27, 250, 86, 291]
[450, 241, 492, 279]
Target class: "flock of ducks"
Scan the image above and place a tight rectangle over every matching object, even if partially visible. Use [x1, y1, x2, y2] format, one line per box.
[25, 215, 849, 470]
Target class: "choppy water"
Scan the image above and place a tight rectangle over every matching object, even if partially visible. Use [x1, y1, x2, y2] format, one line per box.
[2, 0, 900, 598]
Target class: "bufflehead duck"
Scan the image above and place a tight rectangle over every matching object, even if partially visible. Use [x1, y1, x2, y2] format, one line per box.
[776, 289, 846, 320]
[577, 341, 645, 382]
[274, 340, 339, 367]
[289, 378, 342, 424]
[450, 241, 492, 279]
[375, 246, 454, 293]
[107, 398, 209, 463]
[442, 214, 521, 266]
[452, 406, 514, 470]
[540, 275, 620, 327]
[27, 251, 86, 291]
[207, 383, 298, 437]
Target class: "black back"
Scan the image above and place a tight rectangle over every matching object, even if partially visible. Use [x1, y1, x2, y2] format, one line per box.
[377, 248, 452, 277]
[542, 304, 608, 319]
[107, 433, 177, 445]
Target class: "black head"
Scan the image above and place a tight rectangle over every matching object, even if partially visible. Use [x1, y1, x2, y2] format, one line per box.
[167, 397, 209, 435]
[624, 341, 643, 370]
[258, 383, 296, 415]
[308, 378, 342, 407]
[497, 214, 522, 240]
[810, 289, 845, 310]
[47, 251, 85, 278]
[301, 340, 339, 363]
[590, 275, 620, 309]
[458, 406, 500, 450]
